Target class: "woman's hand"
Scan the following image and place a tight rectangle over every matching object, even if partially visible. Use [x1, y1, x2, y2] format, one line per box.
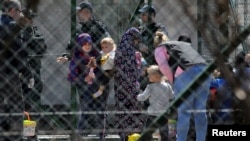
[84, 73, 95, 83]
[87, 57, 97, 68]
[84, 74, 92, 83]
[88, 68, 95, 78]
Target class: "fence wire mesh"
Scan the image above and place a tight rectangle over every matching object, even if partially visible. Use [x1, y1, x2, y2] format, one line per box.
[1, 0, 250, 141]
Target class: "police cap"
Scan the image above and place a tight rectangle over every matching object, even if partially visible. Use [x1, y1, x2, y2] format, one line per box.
[138, 4, 156, 14]
[76, 1, 93, 13]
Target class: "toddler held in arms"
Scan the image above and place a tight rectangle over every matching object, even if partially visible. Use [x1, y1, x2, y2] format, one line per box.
[93, 37, 116, 98]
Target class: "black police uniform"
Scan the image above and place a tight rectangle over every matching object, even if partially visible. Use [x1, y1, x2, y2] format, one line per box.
[138, 4, 168, 65]
[19, 8, 47, 113]
[21, 25, 47, 112]
[0, 13, 33, 141]
[139, 22, 167, 65]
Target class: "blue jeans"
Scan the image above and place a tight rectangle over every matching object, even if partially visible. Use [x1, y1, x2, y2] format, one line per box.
[174, 65, 211, 141]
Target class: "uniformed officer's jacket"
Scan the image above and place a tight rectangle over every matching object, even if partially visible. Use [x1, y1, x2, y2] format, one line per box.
[0, 14, 33, 82]
[139, 22, 168, 65]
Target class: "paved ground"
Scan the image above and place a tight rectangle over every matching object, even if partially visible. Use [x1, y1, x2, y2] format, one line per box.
[37, 134, 161, 141]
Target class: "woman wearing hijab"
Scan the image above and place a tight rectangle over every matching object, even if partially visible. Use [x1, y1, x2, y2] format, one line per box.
[114, 27, 144, 141]
[68, 33, 109, 140]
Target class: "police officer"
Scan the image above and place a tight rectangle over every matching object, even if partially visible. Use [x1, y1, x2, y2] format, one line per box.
[138, 4, 168, 66]
[56, 1, 111, 63]
[20, 8, 47, 112]
[0, 0, 33, 140]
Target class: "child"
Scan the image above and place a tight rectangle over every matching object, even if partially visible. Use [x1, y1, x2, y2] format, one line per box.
[92, 37, 116, 99]
[137, 65, 174, 141]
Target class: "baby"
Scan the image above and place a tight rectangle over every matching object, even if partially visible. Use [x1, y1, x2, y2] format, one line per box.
[93, 37, 116, 98]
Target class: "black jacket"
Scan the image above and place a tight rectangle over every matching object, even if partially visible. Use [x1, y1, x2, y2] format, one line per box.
[79, 19, 110, 50]
[21, 26, 47, 71]
[0, 14, 33, 85]
[139, 22, 168, 65]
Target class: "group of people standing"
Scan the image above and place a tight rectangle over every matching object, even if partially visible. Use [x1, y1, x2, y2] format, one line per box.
[208, 51, 250, 126]
[56, 1, 212, 141]
[0, 0, 213, 141]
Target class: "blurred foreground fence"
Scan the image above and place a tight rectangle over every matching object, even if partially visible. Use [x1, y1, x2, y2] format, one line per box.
[2, 0, 250, 140]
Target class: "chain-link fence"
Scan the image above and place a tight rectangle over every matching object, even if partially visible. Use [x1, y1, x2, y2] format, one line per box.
[1, 0, 250, 140]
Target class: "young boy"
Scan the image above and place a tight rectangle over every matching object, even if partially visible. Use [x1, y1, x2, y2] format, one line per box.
[137, 65, 174, 141]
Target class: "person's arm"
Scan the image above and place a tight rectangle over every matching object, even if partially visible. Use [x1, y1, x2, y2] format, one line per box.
[67, 59, 78, 82]
[105, 50, 115, 70]
[137, 85, 151, 101]
[167, 83, 175, 100]
[56, 40, 74, 63]
[154, 46, 174, 84]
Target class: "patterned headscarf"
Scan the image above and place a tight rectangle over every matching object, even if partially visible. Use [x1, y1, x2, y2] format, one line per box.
[120, 27, 141, 48]
[114, 27, 142, 96]
[113, 27, 144, 132]
[115, 27, 142, 78]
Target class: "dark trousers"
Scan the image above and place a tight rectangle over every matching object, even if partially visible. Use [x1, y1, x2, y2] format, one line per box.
[140, 115, 169, 141]
[22, 71, 43, 112]
[0, 76, 24, 141]
[77, 83, 109, 141]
